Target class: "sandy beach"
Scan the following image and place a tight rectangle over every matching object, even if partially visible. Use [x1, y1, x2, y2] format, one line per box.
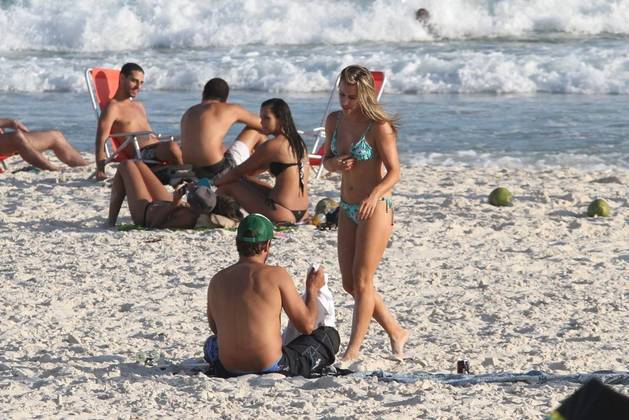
[1, 156, 627, 418]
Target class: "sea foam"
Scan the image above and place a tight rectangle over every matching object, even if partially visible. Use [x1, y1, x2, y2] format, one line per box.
[2, 0, 629, 52]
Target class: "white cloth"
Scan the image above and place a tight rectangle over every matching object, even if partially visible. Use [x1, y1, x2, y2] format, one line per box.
[226, 140, 250, 166]
[282, 272, 336, 345]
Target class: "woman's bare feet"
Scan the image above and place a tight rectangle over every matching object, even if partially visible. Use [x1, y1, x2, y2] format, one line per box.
[340, 348, 360, 363]
[390, 329, 409, 361]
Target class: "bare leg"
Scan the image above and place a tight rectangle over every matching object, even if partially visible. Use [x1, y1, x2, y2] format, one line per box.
[25, 130, 88, 167]
[339, 203, 408, 361]
[154, 141, 184, 165]
[217, 181, 296, 223]
[0, 131, 59, 170]
[108, 169, 127, 226]
[233, 127, 267, 154]
[112, 160, 173, 225]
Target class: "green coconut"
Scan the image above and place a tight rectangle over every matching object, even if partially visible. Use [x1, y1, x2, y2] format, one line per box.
[488, 187, 513, 207]
[315, 198, 339, 215]
[587, 198, 611, 217]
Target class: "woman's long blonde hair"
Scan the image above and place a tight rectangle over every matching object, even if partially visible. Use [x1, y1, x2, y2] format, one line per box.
[339, 64, 398, 129]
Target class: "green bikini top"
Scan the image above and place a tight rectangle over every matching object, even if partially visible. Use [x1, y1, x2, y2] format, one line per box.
[330, 114, 377, 161]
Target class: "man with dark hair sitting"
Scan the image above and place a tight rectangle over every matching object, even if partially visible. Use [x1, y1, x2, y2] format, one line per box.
[180, 77, 266, 181]
[204, 213, 340, 377]
[94, 62, 183, 180]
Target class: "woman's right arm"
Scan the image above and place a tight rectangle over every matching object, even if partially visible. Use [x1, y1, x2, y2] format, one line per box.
[214, 140, 274, 186]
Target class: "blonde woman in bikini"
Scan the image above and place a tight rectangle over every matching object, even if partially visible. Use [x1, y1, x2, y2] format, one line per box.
[323, 65, 408, 362]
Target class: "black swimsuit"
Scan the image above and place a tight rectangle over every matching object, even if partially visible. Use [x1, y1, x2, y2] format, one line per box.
[267, 161, 306, 221]
[142, 200, 171, 228]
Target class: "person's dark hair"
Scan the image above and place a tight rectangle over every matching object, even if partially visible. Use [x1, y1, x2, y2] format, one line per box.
[415, 8, 430, 22]
[203, 78, 229, 101]
[236, 240, 269, 257]
[121, 62, 144, 77]
[260, 98, 307, 192]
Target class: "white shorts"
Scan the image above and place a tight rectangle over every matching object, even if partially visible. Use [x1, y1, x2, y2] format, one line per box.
[226, 140, 250, 166]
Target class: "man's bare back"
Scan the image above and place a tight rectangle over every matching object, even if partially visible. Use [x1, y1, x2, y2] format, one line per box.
[181, 101, 258, 166]
[180, 78, 263, 168]
[207, 261, 287, 371]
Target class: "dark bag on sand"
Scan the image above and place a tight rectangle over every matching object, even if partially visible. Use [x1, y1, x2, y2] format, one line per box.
[281, 326, 341, 378]
[551, 379, 629, 420]
[317, 207, 339, 230]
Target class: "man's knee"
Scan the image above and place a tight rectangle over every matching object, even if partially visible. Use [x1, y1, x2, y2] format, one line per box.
[168, 140, 181, 153]
[118, 159, 135, 173]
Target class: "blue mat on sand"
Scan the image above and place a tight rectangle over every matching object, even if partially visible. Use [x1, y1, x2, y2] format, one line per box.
[370, 370, 629, 386]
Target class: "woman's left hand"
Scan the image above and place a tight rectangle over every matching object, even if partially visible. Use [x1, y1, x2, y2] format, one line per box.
[358, 193, 379, 221]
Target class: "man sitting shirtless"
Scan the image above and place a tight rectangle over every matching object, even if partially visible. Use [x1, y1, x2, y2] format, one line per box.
[94, 62, 183, 180]
[204, 214, 340, 377]
[181, 78, 266, 181]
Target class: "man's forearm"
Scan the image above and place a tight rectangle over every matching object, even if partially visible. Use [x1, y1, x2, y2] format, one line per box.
[303, 287, 320, 331]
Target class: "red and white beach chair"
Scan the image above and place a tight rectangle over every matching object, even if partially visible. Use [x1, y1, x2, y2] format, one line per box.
[305, 70, 387, 179]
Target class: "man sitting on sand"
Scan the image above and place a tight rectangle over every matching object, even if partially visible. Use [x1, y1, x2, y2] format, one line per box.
[94, 62, 183, 180]
[0, 118, 87, 171]
[181, 78, 266, 181]
[204, 214, 340, 377]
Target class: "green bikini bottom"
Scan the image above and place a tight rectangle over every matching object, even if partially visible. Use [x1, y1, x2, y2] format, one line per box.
[340, 197, 393, 224]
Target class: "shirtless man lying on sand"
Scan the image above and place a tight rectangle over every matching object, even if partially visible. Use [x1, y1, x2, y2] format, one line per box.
[180, 77, 266, 181]
[204, 213, 340, 377]
[0, 118, 87, 171]
[94, 62, 183, 180]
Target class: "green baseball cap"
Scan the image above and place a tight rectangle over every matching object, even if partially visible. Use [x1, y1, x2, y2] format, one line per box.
[236, 213, 274, 243]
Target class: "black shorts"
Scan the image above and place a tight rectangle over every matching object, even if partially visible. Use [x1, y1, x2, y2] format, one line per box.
[140, 143, 159, 161]
[192, 152, 237, 180]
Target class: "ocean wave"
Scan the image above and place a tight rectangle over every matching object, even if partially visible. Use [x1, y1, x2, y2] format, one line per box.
[2, 0, 629, 52]
[1, 43, 628, 95]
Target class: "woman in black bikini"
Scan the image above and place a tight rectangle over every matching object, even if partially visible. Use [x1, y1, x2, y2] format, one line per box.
[107, 159, 200, 229]
[214, 98, 309, 223]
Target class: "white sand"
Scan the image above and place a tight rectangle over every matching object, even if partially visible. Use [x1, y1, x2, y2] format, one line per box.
[1, 156, 627, 418]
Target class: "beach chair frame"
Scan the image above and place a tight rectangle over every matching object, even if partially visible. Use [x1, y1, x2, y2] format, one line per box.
[306, 71, 387, 179]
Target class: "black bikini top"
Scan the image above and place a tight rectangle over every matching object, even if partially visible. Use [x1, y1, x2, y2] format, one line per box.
[269, 161, 299, 176]
[269, 161, 305, 192]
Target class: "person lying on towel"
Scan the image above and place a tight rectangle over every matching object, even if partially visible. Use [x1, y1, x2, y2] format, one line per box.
[107, 160, 241, 229]
[204, 214, 340, 378]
